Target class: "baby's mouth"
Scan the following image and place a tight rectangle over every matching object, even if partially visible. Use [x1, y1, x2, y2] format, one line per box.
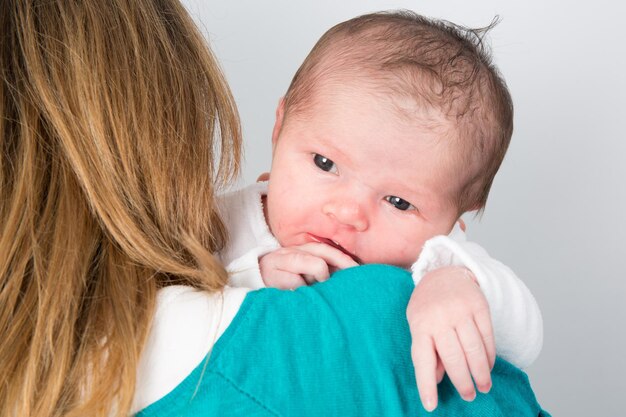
[307, 234, 361, 264]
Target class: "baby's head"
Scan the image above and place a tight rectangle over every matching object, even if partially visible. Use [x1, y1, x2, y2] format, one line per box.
[265, 11, 513, 268]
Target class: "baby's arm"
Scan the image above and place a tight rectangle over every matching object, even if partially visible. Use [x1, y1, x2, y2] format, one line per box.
[408, 223, 543, 411]
[225, 243, 357, 289]
[223, 247, 271, 289]
[412, 224, 543, 367]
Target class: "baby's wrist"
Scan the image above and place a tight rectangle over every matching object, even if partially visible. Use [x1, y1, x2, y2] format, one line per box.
[460, 267, 479, 286]
[425, 266, 479, 286]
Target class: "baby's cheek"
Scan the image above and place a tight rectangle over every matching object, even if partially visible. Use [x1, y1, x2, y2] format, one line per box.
[394, 244, 423, 269]
[272, 217, 296, 244]
[364, 233, 423, 268]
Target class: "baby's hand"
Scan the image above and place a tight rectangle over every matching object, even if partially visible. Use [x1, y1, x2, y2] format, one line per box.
[259, 243, 358, 289]
[406, 266, 495, 412]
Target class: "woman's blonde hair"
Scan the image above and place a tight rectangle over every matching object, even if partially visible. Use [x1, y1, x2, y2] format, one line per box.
[0, 1, 241, 416]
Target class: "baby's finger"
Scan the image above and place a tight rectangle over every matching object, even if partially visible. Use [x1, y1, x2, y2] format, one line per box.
[411, 335, 439, 412]
[265, 269, 308, 289]
[435, 329, 476, 402]
[457, 319, 491, 394]
[297, 243, 359, 270]
[474, 307, 496, 369]
[275, 250, 330, 284]
[436, 355, 445, 383]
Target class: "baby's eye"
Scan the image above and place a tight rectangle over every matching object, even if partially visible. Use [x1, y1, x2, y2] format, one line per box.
[385, 196, 416, 211]
[313, 153, 337, 173]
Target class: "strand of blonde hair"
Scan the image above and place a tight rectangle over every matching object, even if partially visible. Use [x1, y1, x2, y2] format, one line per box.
[0, 1, 241, 415]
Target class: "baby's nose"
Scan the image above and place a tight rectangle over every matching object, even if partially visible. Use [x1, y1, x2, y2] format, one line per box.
[322, 199, 369, 232]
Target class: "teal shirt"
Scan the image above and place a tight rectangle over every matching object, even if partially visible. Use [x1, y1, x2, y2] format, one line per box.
[137, 265, 548, 416]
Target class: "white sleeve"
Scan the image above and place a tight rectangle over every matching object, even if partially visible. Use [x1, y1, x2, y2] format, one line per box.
[411, 223, 543, 368]
[225, 245, 275, 290]
[216, 183, 280, 290]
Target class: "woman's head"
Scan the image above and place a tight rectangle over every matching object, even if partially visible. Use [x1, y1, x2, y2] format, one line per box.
[0, 1, 240, 415]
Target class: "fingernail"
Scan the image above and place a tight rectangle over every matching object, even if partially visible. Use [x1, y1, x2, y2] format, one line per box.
[424, 397, 436, 412]
[478, 382, 492, 393]
[462, 391, 476, 402]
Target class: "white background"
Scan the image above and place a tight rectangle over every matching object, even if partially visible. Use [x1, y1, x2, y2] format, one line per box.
[182, 1, 626, 415]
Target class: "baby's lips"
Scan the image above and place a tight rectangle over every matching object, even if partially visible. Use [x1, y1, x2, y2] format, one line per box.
[306, 233, 361, 265]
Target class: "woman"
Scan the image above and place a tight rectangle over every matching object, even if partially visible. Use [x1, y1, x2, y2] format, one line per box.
[0, 1, 546, 416]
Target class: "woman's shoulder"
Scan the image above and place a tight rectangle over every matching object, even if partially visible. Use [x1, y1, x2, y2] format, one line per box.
[134, 266, 546, 417]
[131, 285, 249, 414]
[135, 265, 417, 416]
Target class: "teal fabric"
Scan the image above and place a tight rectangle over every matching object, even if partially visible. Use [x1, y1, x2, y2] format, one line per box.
[137, 264, 549, 417]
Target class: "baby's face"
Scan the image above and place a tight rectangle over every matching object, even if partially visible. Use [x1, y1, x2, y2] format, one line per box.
[266, 87, 461, 268]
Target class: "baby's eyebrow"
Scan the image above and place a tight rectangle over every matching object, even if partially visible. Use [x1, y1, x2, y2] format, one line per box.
[386, 182, 449, 214]
[310, 137, 351, 166]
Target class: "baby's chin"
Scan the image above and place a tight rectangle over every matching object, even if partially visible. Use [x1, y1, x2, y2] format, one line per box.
[357, 255, 415, 271]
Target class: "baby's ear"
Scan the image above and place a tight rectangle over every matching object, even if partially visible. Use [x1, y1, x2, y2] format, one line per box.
[256, 172, 270, 182]
[271, 97, 285, 147]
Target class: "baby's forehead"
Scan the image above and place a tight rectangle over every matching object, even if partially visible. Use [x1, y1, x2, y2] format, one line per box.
[304, 76, 453, 124]
[292, 85, 466, 194]
[294, 79, 462, 155]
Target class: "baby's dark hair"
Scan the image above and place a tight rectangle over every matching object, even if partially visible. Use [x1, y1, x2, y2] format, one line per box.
[283, 11, 513, 214]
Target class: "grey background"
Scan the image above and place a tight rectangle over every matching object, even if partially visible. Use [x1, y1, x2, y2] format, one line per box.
[183, 1, 626, 415]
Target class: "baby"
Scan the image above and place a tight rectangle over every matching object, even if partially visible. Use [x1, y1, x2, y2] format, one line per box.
[218, 11, 542, 411]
